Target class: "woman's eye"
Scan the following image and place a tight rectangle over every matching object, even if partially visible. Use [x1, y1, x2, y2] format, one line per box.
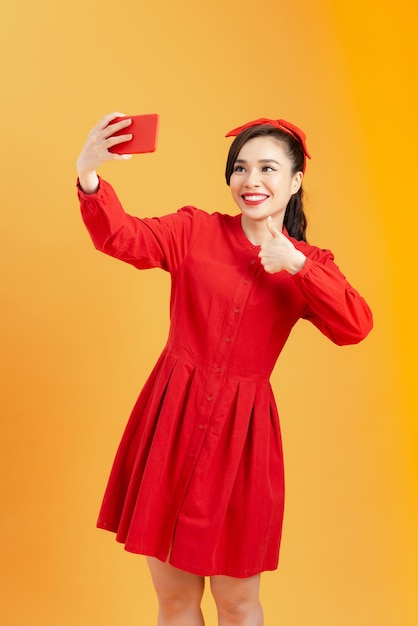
[233, 165, 245, 172]
[262, 165, 275, 172]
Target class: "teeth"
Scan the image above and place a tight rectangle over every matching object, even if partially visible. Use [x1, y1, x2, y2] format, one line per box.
[244, 195, 267, 201]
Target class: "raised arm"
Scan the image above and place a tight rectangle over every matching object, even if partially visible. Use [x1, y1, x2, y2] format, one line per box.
[76, 115, 205, 273]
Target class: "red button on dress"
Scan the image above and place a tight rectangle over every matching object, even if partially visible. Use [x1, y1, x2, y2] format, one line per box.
[78, 178, 373, 578]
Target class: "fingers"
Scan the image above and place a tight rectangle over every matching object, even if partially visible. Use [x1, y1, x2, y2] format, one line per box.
[103, 117, 133, 140]
[77, 113, 134, 174]
[112, 153, 133, 161]
[266, 216, 281, 238]
[258, 223, 299, 274]
[90, 113, 132, 146]
[94, 111, 128, 133]
[99, 113, 133, 155]
[106, 132, 133, 149]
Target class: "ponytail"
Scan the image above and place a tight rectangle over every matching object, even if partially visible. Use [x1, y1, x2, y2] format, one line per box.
[284, 188, 307, 242]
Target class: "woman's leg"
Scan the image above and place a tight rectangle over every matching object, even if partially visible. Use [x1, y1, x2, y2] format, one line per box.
[146, 556, 205, 626]
[210, 573, 263, 626]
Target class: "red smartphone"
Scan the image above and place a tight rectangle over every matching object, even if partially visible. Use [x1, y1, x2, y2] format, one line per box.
[108, 114, 159, 154]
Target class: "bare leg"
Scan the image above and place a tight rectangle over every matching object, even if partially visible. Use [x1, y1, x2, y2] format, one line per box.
[146, 556, 205, 626]
[210, 574, 263, 626]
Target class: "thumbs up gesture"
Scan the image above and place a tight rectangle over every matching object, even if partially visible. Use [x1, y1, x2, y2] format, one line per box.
[258, 217, 307, 275]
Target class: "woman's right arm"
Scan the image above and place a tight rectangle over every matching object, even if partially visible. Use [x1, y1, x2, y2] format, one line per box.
[76, 112, 133, 193]
[76, 114, 202, 273]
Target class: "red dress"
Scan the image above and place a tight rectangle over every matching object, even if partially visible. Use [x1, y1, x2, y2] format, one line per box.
[78, 178, 372, 578]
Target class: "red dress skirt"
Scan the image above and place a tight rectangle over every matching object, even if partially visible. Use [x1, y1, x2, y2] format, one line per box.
[78, 178, 372, 577]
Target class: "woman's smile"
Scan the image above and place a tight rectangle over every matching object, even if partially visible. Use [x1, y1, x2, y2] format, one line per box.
[241, 193, 270, 205]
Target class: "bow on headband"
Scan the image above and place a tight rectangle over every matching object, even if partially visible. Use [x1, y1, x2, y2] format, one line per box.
[226, 118, 311, 172]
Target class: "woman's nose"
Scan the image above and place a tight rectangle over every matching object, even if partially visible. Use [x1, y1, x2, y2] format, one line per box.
[244, 169, 261, 187]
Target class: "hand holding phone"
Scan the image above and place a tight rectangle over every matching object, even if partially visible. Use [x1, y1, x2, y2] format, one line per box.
[108, 114, 160, 154]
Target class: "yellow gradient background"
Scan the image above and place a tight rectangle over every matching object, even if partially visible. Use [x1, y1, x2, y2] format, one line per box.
[1, 1, 417, 624]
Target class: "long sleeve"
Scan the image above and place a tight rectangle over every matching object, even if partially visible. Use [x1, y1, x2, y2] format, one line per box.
[291, 245, 373, 346]
[77, 177, 203, 273]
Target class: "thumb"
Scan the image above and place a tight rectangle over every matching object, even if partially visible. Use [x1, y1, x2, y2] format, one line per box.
[266, 216, 281, 238]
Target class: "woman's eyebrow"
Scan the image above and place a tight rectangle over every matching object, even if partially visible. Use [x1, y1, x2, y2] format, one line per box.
[234, 158, 281, 164]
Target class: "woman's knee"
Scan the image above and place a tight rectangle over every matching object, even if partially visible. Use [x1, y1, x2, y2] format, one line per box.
[210, 574, 262, 621]
[147, 557, 205, 615]
[156, 581, 204, 615]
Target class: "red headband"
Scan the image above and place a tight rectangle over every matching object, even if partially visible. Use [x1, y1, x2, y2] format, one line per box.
[225, 118, 311, 172]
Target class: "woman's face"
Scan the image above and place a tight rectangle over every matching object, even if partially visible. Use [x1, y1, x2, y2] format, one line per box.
[229, 135, 302, 226]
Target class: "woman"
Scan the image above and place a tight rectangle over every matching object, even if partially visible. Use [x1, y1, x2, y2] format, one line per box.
[76, 113, 373, 626]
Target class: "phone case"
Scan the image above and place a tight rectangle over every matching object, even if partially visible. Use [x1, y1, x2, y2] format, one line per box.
[108, 114, 159, 154]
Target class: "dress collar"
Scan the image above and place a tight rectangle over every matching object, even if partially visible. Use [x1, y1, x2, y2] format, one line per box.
[231, 214, 289, 251]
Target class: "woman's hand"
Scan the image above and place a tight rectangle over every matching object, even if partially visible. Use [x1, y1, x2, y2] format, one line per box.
[76, 112, 133, 193]
[259, 217, 307, 275]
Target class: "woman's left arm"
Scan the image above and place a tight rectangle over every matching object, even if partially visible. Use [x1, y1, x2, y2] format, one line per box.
[258, 220, 373, 346]
[290, 249, 373, 346]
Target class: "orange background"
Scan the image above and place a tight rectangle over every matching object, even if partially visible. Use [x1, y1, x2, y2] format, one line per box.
[1, 1, 417, 624]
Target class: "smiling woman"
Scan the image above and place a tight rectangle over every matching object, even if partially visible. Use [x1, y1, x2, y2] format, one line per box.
[229, 137, 303, 247]
[76, 113, 373, 626]
[225, 121, 310, 243]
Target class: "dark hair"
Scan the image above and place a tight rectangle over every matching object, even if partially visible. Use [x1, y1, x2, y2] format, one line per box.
[225, 125, 308, 242]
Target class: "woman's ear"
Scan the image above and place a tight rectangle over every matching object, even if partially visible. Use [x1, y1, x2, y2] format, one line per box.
[291, 171, 303, 195]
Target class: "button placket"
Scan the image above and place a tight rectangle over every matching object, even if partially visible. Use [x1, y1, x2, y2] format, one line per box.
[194, 255, 259, 454]
[181, 252, 263, 485]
